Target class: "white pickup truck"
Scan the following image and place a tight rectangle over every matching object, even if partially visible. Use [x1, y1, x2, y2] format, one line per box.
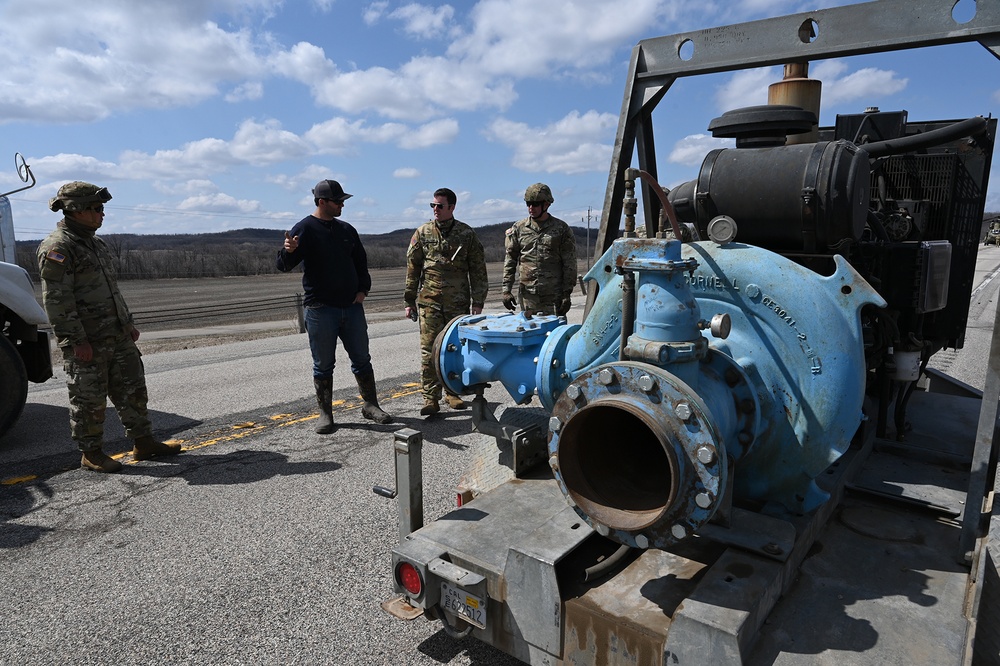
[0, 157, 53, 438]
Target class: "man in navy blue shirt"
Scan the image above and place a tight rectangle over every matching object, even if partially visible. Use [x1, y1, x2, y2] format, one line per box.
[276, 179, 393, 433]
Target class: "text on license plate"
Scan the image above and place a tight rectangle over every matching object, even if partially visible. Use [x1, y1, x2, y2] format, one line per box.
[440, 582, 487, 629]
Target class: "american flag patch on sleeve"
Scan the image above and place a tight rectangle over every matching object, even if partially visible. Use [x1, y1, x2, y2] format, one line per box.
[45, 250, 66, 263]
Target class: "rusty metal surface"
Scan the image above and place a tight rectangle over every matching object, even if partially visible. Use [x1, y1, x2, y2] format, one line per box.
[562, 545, 719, 665]
[457, 406, 549, 499]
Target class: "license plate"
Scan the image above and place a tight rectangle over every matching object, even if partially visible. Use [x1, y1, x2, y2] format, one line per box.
[440, 582, 487, 629]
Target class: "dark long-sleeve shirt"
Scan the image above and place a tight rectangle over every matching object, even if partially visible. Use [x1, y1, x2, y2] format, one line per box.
[275, 215, 371, 307]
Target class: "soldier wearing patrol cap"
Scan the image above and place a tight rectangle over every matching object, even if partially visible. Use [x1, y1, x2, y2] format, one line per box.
[276, 179, 393, 434]
[501, 183, 577, 316]
[37, 181, 182, 472]
[404, 187, 488, 416]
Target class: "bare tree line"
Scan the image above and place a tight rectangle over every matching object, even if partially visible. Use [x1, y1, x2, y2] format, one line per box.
[14, 223, 542, 281]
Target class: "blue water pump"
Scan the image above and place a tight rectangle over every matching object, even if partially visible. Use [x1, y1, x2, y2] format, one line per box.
[435, 235, 884, 549]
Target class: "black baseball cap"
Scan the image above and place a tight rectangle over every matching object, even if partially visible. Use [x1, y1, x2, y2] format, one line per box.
[312, 179, 352, 202]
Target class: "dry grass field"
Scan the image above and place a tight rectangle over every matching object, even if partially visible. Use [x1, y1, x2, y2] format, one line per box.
[44, 264, 508, 353]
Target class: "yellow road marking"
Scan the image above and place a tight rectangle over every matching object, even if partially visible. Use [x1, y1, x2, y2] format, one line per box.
[2, 475, 37, 485]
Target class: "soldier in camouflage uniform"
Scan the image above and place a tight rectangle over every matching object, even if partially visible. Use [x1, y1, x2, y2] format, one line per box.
[37, 182, 182, 473]
[404, 187, 488, 415]
[502, 183, 577, 315]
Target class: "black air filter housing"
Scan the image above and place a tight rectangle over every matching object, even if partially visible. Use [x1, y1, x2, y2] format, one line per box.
[668, 139, 871, 253]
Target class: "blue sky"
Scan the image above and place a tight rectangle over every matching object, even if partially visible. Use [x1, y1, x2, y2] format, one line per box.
[2, 0, 998, 241]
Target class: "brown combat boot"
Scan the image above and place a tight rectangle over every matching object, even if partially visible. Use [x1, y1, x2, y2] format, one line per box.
[314, 376, 336, 434]
[419, 399, 439, 416]
[356, 371, 393, 424]
[132, 435, 183, 461]
[444, 393, 467, 410]
[81, 448, 123, 473]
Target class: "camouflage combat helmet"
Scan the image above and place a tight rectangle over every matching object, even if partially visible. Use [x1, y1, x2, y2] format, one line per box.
[49, 181, 112, 212]
[524, 183, 554, 204]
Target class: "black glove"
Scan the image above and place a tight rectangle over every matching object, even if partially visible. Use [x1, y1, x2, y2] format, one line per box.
[502, 292, 517, 311]
[557, 294, 572, 316]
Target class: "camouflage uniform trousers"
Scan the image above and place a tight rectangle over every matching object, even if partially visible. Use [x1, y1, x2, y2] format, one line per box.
[517, 285, 565, 315]
[62, 331, 153, 451]
[417, 302, 468, 401]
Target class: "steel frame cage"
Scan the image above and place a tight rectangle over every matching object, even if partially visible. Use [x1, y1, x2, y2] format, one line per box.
[589, 0, 1000, 566]
[592, 0, 1000, 273]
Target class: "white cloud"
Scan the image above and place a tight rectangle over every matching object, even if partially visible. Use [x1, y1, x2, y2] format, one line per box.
[388, 3, 456, 39]
[668, 134, 733, 166]
[394, 168, 421, 178]
[485, 110, 617, 175]
[714, 61, 908, 115]
[362, 1, 389, 25]
[177, 192, 263, 213]
[268, 165, 348, 193]
[116, 118, 309, 179]
[226, 81, 264, 102]
[154, 179, 220, 196]
[399, 119, 460, 149]
[813, 60, 908, 107]
[0, 4, 268, 123]
[715, 67, 774, 112]
[305, 116, 458, 152]
[230, 119, 311, 163]
[297, 56, 515, 122]
[464, 197, 523, 222]
[451, 0, 667, 78]
[304, 118, 370, 155]
[27, 154, 120, 181]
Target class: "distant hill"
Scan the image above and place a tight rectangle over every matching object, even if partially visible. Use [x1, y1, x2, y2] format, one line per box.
[14, 221, 601, 280]
[16, 212, 1000, 280]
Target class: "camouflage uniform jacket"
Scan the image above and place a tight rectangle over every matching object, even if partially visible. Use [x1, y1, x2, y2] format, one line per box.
[36, 219, 133, 348]
[502, 214, 576, 299]
[404, 218, 488, 310]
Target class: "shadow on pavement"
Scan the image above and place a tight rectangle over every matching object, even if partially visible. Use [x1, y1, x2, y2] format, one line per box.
[122, 448, 342, 485]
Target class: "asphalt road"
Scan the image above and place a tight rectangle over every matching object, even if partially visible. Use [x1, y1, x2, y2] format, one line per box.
[0, 298, 567, 665]
[3, 248, 1000, 665]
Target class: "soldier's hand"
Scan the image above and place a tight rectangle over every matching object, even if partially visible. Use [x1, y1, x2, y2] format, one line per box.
[405, 306, 418, 322]
[73, 342, 93, 362]
[557, 295, 572, 316]
[284, 231, 299, 253]
[130, 328, 141, 342]
[502, 292, 517, 311]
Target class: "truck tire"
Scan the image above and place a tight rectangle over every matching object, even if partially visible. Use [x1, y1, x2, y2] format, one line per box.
[0, 334, 28, 439]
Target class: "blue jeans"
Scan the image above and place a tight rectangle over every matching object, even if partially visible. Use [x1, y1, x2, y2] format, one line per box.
[304, 303, 373, 379]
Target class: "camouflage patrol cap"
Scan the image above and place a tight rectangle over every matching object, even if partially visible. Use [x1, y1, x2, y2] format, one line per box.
[524, 183, 554, 204]
[49, 181, 113, 212]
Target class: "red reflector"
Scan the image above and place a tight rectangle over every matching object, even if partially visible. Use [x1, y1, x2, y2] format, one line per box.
[456, 492, 463, 507]
[397, 562, 423, 596]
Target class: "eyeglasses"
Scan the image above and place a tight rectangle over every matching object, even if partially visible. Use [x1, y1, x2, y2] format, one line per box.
[429, 202, 448, 210]
[526, 201, 544, 207]
[85, 204, 105, 213]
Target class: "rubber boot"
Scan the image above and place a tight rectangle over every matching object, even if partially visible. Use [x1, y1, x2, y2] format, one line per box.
[132, 435, 183, 461]
[356, 371, 393, 424]
[314, 376, 335, 434]
[444, 393, 467, 410]
[81, 448, 123, 473]
[420, 399, 440, 416]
